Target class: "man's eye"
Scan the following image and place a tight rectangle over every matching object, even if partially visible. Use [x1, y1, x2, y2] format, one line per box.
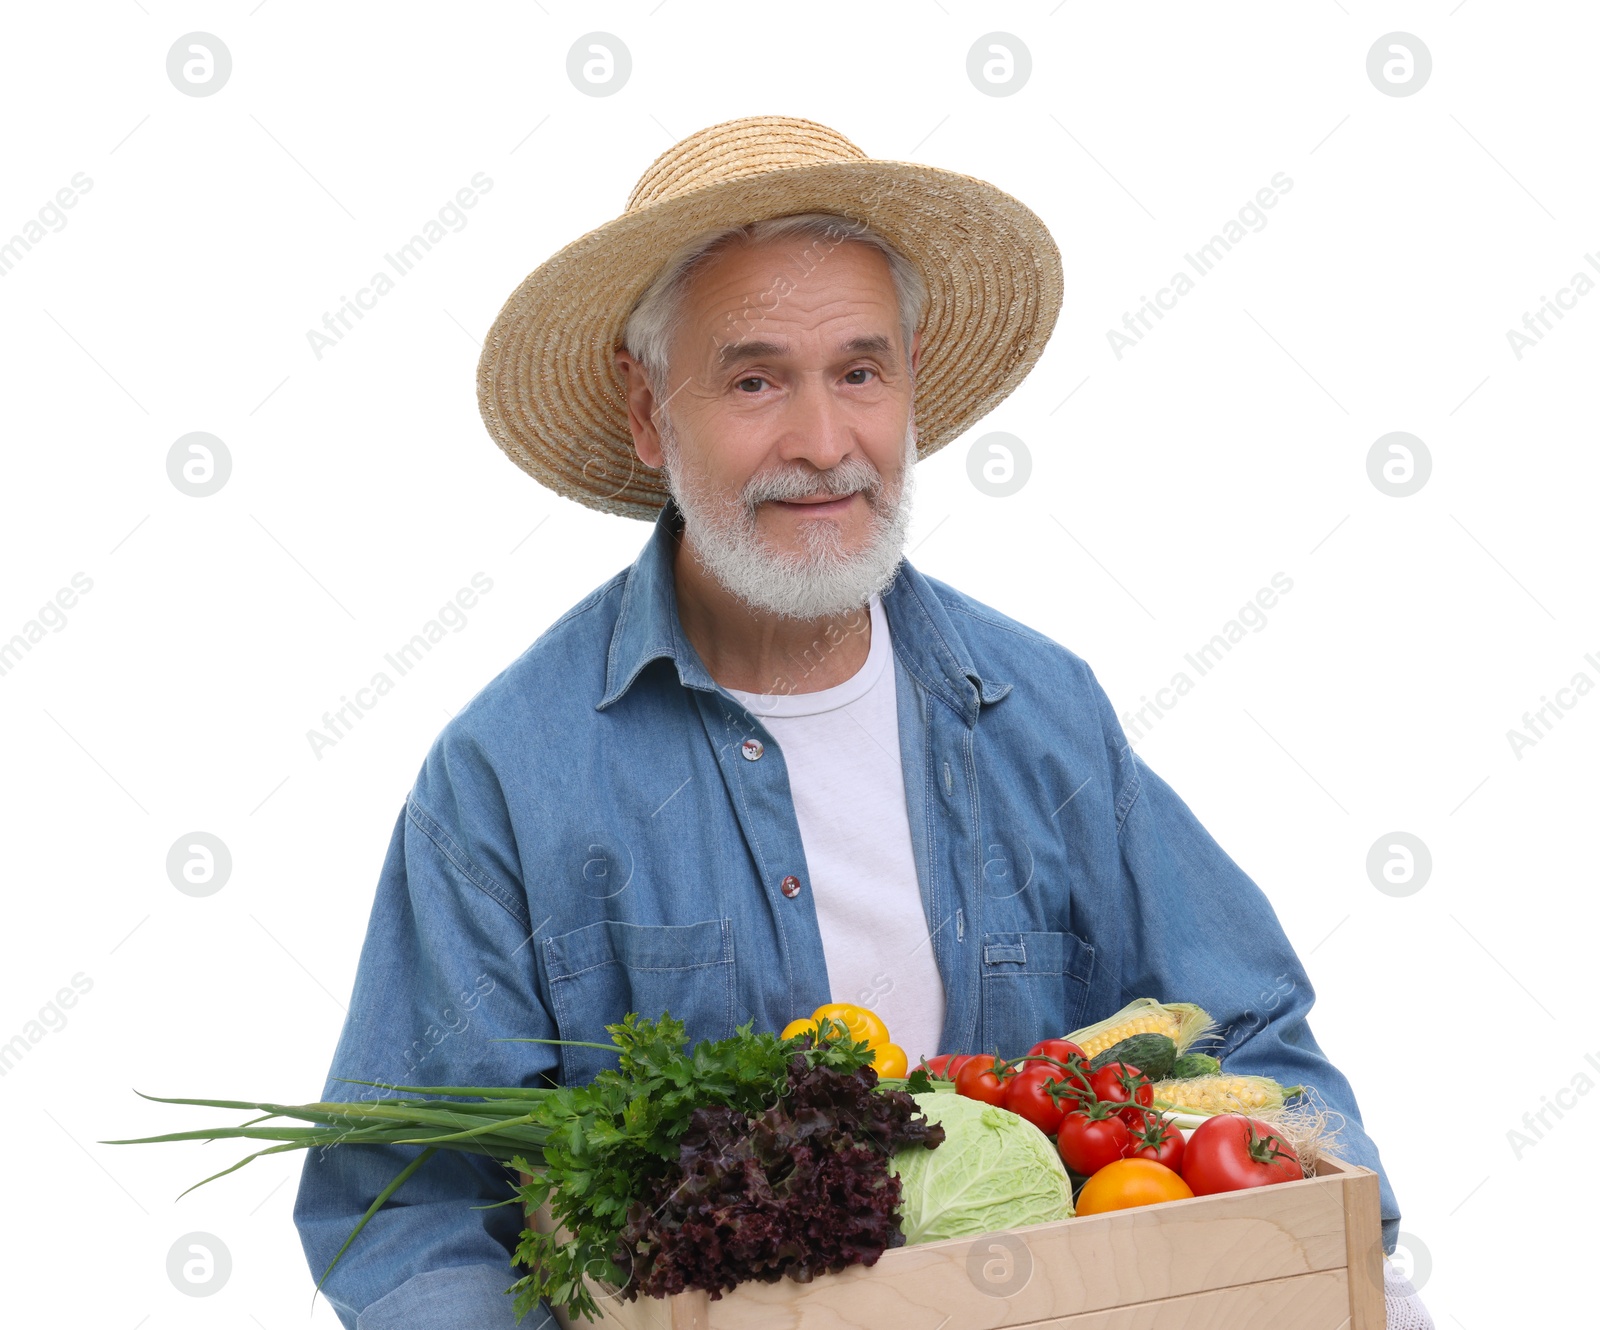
[736, 376, 767, 393]
[845, 367, 876, 385]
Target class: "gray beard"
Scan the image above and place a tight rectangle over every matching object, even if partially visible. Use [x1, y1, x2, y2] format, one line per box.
[657, 411, 919, 621]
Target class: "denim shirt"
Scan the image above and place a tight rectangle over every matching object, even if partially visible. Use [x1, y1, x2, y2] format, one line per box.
[293, 497, 1401, 1329]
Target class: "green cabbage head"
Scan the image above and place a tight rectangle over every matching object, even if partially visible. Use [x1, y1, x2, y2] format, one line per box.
[889, 1091, 1074, 1244]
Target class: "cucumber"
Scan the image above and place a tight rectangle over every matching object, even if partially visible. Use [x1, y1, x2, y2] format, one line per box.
[1088, 1033, 1176, 1080]
[1170, 1051, 1222, 1079]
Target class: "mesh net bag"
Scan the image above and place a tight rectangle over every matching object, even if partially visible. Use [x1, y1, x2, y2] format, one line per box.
[1384, 1258, 1436, 1330]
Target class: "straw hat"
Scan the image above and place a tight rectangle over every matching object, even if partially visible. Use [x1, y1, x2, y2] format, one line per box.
[475, 114, 1063, 521]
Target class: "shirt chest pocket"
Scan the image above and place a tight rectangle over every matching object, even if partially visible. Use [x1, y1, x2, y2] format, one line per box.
[543, 917, 737, 1084]
[979, 929, 1096, 1054]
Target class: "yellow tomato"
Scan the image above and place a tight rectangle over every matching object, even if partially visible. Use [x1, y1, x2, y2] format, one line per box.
[1074, 1159, 1194, 1215]
[779, 1018, 818, 1041]
[810, 1002, 891, 1049]
[870, 1043, 909, 1078]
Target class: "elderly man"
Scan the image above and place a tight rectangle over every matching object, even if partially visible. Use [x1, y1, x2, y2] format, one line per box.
[294, 116, 1428, 1328]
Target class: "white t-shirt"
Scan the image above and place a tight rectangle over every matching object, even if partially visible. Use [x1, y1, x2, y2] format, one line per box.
[725, 593, 946, 1063]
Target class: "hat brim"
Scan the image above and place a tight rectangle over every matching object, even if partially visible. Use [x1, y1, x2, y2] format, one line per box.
[475, 158, 1063, 520]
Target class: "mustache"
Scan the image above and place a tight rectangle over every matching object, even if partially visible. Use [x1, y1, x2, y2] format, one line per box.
[741, 455, 885, 509]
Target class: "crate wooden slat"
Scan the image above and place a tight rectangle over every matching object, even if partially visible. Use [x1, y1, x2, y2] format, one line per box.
[951, 1269, 1353, 1330]
[536, 1154, 1384, 1330]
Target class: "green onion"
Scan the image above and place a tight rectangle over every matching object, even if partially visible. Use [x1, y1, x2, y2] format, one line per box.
[104, 1085, 561, 1297]
[105, 1087, 560, 1178]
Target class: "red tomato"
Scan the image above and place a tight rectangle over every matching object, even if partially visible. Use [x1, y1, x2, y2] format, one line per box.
[954, 1055, 1011, 1106]
[1083, 1063, 1155, 1130]
[1056, 1108, 1132, 1175]
[1088, 1062, 1154, 1109]
[918, 1054, 972, 1081]
[1019, 1040, 1092, 1104]
[1003, 1063, 1068, 1135]
[1127, 1118, 1186, 1173]
[1182, 1115, 1304, 1196]
[1026, 1038, 1087, 1064]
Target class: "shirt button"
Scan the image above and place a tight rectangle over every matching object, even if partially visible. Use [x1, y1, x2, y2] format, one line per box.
[741, 738, 765, 761]
[780, 874, 802, 898]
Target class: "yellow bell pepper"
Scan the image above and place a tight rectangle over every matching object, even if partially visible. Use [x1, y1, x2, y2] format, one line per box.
[809, 1002, 891, 1049]
[870, 1042, 909, 1079]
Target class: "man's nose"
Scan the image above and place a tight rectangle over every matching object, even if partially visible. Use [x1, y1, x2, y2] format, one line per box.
[778, 378, 857, 474]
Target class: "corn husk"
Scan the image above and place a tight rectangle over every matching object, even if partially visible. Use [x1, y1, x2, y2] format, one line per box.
[1065, 997, 1215, 1058]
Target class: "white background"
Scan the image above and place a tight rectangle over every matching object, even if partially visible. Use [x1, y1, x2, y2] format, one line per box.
[1, 3, 1592, 1325]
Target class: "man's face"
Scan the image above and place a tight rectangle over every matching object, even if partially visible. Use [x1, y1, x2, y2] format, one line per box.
[638, 236, 922, 620]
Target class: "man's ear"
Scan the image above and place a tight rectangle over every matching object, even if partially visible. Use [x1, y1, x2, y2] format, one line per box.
[613, 348, 664, 469]
[908, 327, 922, 379]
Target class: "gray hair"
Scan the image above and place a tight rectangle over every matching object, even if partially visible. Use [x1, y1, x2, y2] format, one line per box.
[620, 212, 928, 407]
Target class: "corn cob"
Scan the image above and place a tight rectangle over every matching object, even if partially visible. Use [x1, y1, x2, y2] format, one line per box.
[1151, 1073, 1302, 1116]
[1065, 998, 1214, 1058]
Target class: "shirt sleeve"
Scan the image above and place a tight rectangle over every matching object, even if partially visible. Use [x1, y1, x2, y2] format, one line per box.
[292, 742, 561, 1329]
[1076, 666, 1403, 1254]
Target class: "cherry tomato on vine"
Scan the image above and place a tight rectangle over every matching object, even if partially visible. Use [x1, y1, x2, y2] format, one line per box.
[1003, 1062, 1069, 1134]
[1056, 1106, 1132, 1175]
[1126, 1117, 1186, 1173]
[1025, 1038, 1087, 1064]
[954, 1055, 1011, 1106]
[918, 1053, 973, 1081]
[1088, 1062, 1153, 1108]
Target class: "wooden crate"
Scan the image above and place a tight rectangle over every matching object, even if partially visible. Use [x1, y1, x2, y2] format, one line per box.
[536, 1154, 1384, 1330]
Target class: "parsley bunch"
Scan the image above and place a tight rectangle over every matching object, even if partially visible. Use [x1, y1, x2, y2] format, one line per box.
[508, 1014, 940, 1322]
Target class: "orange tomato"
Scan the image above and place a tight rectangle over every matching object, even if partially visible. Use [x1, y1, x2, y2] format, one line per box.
[870, 1042, 909, 1078]
[779, 1018, 818, 1041]
[809, 1002, 891, 1049]
[1074, 1158, 1194, 1215]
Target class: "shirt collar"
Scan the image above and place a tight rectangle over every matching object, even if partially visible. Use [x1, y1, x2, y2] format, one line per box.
[596, 496, 1011, 725]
